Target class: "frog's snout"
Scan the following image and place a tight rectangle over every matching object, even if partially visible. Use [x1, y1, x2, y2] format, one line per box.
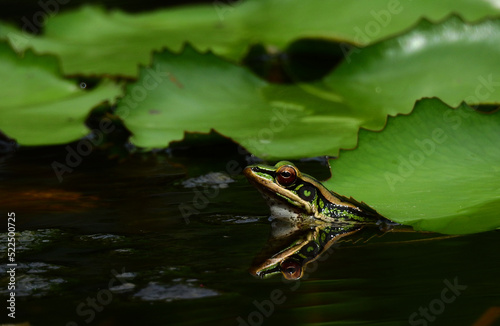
[243, 166, 254, 178]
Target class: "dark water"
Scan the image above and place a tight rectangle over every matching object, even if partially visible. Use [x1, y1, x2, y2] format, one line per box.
[1, 146, 499, 326]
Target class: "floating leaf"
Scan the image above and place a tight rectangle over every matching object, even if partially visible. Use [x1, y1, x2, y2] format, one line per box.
[2, 1, 500, 76]
[0, 42, 122, 145]
[326, 98, 500, 234]
[117, 16, 500, 159]
[0, 5, 227, 77]
[325, 15, 500, 130]
[115, 45, 364, 159]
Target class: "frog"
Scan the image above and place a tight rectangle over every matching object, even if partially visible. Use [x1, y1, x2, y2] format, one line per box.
[243, 161, 389, 226]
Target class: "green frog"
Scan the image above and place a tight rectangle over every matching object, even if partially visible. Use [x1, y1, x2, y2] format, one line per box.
[244, 161, 389, 226]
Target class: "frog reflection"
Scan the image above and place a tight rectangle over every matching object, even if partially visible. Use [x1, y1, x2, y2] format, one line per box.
[250, 221, 389, 280]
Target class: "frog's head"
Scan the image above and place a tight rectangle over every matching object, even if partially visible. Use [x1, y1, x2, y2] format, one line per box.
[243, 161, 325, 222]
[244, 161, 383, 224]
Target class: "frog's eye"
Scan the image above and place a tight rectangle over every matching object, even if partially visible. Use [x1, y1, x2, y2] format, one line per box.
[280, 259, 302, 280]
[276, 165, 297, 187]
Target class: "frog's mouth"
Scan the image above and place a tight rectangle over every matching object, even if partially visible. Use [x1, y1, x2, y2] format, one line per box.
[244, 166, 314, 219]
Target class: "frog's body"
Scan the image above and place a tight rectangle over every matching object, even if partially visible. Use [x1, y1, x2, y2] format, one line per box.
[244, 161, 387, 226]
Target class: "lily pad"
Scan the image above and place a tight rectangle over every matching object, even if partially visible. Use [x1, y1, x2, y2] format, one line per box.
[0, 5, 227, 77]
[2, 1, 500, 76]
[324, 15, 500, 130]
[117, 16, 500, 159]
[115, 45, 364, 159]
[0, 41, 122, 145]
[233, 0, 500, 47]
[325, 98, 500, 234]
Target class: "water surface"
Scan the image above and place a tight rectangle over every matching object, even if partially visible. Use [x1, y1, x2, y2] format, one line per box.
[1, 147, 499, 326]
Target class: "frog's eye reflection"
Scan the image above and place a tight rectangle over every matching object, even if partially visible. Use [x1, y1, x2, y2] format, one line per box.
[280, 259, 303, 280]
[276, 165, 297, 187]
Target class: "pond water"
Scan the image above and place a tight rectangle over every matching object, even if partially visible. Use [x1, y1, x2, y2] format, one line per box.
[1, 145, 499, 326]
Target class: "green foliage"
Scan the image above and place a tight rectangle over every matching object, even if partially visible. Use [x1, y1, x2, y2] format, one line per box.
[326, 99, 500, 234]
[0, 41, 122, 145]
[115, 45, 363, 159]
[117, 17, 500, 160]
[326, 16, 500, 129]
[0, 1, 499, 233]
[2, 1, 500, 76]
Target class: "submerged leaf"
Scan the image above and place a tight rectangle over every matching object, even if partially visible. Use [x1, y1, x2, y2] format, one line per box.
[326, 98, 500, 234]
[0, 42, 122, 145]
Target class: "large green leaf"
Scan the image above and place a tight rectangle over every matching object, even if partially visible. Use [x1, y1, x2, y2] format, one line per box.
[0, 5, 227, 77]
[326, 98, 500, 234]
[0, 42, 122, 145]
[116, 16, 500, 159]
[233, 0, 500, 46]
[324, 15, 500, 130]
[2, 1, 500, 76]
[115, 45, 364, 159]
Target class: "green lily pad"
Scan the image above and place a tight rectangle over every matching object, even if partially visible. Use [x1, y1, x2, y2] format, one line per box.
[115, 45, 365, 159]
[233, 0, 500, 47]
[325, 98, 500, 234]
[0, 42, 122, 145]
[325, 15, 500, 130]
[117, 16, 500, 159]
[0, 5, 227, 77]
[2, 1, 500, 76]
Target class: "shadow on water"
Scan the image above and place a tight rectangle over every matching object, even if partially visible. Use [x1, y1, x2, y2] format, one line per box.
[0, 145, 499, 326]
